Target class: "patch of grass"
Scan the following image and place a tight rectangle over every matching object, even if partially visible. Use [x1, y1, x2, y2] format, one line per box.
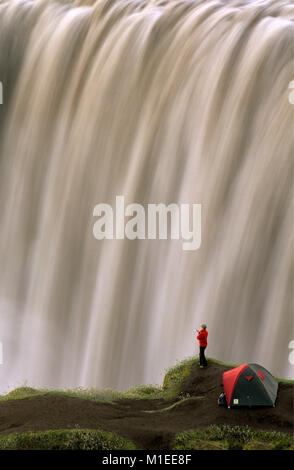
[162, 357, 197, 398]
[161, 356, 242, 399]
[143, 396, 205, 414]
[274, 377, 294, 385]
[171, 425, 294, 450]
[0, 429, 136, 450]
[123, 384, 165, 400]
[0, 386, 124, 404]
[47, 387, 124, 403]
[0, 387, 47, 401]
[248, 430, 294, 450]
[0, 384, 166, 403]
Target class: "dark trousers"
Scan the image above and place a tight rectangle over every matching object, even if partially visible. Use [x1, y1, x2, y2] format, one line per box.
[199, 346, 207, 367]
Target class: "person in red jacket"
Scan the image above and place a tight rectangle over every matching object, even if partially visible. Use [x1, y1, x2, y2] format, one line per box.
[197, 324, 208, 368]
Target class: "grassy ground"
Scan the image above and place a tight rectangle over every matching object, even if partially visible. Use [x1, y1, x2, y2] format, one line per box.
[0, 429, 136, 450]
[0, 357, 292, 404]
[0, 383, 165, 403]
[0, 360, 189, 403]
[0, 357, 292, 450]
[0, 424, 292, 451]
[171, 425, 294, 450]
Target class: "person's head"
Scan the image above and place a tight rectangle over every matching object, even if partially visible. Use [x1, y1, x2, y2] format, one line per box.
[201, 324, 207, 330]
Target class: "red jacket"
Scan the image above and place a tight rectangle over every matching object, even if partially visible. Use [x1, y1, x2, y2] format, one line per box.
[197, 329, 208, 347]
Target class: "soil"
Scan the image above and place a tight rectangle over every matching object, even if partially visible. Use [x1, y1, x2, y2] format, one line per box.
[0, 362, 292, 449]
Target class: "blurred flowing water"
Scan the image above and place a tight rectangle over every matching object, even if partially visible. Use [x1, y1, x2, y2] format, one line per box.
[0, 0, 293, 392]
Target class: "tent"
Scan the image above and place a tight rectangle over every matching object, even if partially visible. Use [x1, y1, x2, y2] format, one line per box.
[222, 363, 278, 408]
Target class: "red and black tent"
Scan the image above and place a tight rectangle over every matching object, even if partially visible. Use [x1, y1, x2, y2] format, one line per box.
[222, 363, 278, 408]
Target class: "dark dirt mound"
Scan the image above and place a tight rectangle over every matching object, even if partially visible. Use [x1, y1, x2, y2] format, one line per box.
[0, 362, 293, 450]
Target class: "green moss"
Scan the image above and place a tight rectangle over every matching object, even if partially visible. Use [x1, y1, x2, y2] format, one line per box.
[162, 357, 197, 398]
[171, 425, 294, 450]
[0, 384, 165, 403]
[47, 387, 123, 403]
[0, 387, 47, 401]
[123, 384, 165, 400]
[250, 430, 294, 450]
[274, 377, 294, 385]
[161, 356, 242, 399]
[0, 429, 136, 450]
[0, 386, 124, 404]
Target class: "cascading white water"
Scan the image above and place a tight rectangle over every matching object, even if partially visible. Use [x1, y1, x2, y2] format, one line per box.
[0, 0, 293, 393]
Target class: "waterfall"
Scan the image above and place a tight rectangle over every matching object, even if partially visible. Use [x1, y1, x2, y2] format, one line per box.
[0, 0, 293, 392]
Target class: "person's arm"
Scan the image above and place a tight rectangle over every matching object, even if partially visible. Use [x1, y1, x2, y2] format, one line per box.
[197, 331, 204, 341]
